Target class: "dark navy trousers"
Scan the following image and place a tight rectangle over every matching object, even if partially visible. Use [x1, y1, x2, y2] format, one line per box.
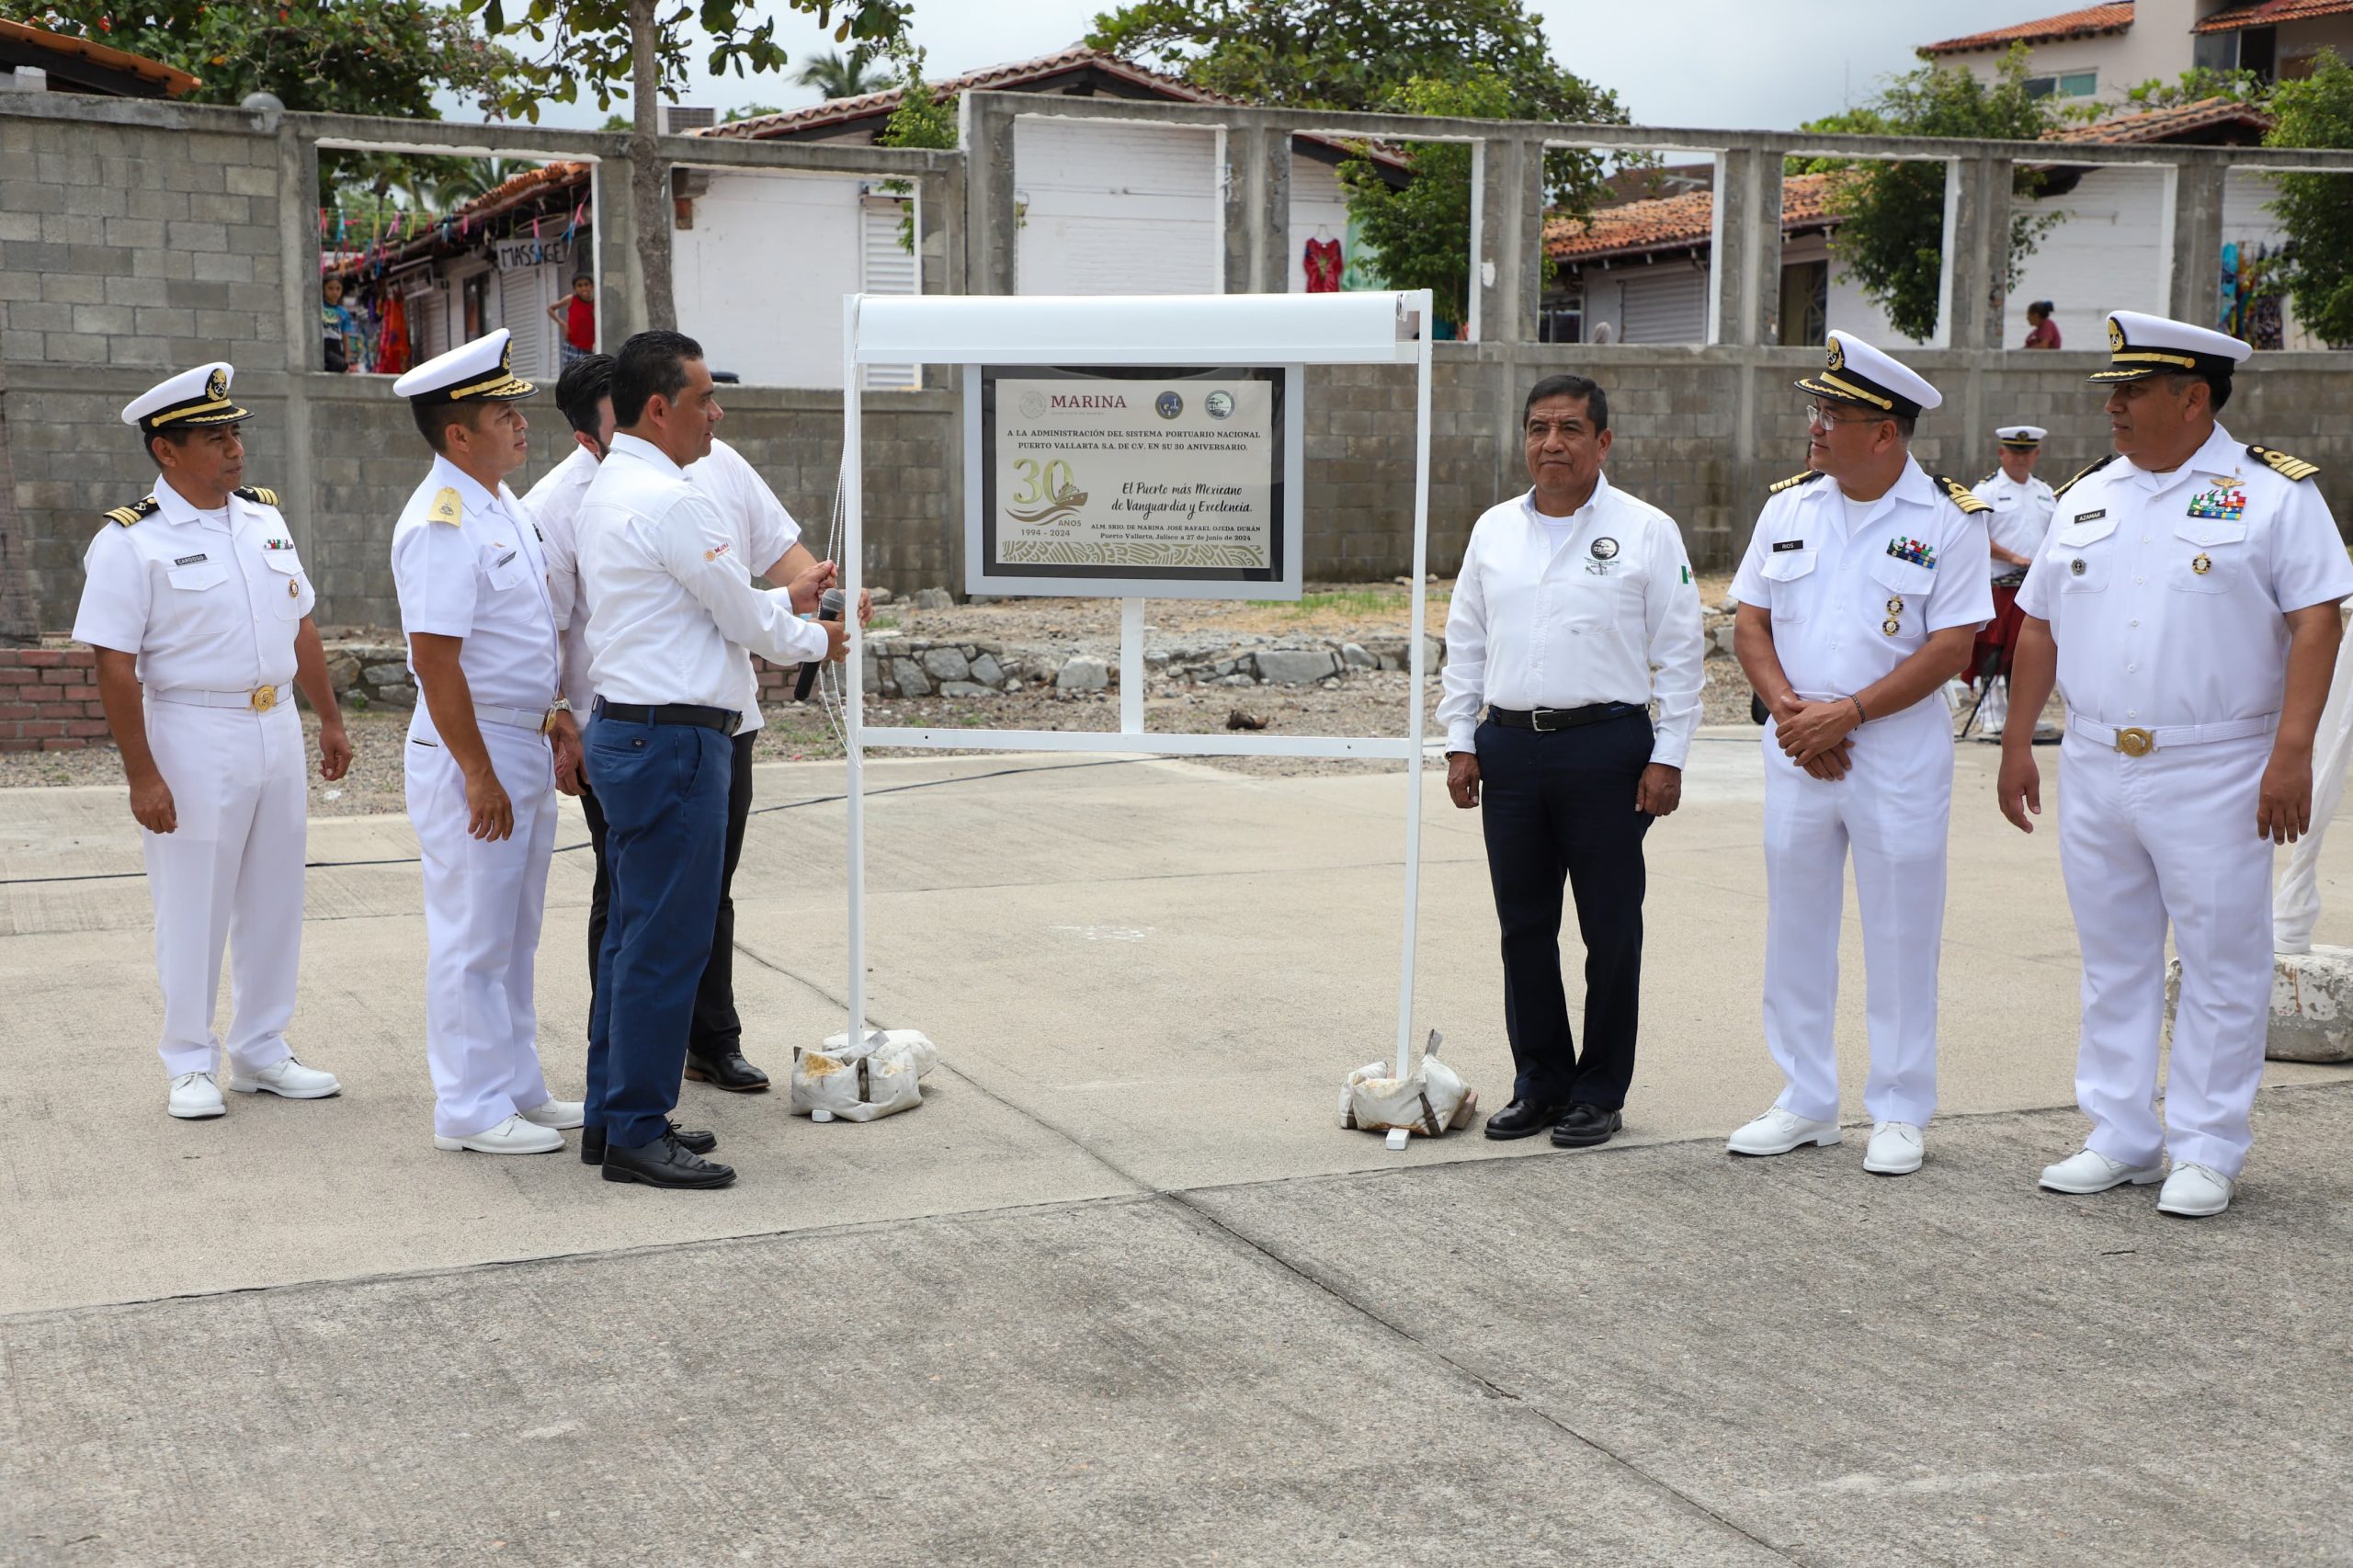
[1475, 708, 1654, 1109]
[583, 713, 731, 1152]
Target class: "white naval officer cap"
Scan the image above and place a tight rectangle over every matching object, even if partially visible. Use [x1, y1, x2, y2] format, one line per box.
[122, 361, 250, 436]
[2089, 310, 2252, 384]
[1995, 425, 2047, 448]
[1794, 330, 1942, 420]
[392, 326, 536, 405]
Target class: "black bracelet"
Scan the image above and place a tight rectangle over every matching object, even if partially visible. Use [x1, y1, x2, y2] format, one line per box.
[1849, 695, 1868, 726]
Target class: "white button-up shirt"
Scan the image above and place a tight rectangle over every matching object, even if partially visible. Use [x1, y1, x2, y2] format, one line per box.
[73, 475, 313, 692]
[1975, 469, 2057, 579]
[2017, 423, 2353, 729]
[527, 437, 802, 731]
[389, 453, 562, 712]
[1732, 460, 1994, 702]
[574, 433, 825, 710]
[1438, 472, 1706, 766]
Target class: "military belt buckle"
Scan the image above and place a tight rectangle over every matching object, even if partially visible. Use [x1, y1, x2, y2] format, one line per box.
[2115, 726, 2154, 757]
[249, 685, 276, 714]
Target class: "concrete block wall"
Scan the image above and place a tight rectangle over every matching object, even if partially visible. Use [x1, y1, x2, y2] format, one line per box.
[0, 113, 280, 370]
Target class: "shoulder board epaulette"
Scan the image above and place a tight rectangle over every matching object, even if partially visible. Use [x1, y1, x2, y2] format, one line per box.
[2248, 444, 2320, 483]
[427, 486, 463, 525]
[233, 484, 279, 507]
[2050, 453, 2119, 502]
[103, 496, 160, 528]
[1981, 472, 2001, 488]
[1934, 475, 1992, 515]
[1768, 469, 1826, 495]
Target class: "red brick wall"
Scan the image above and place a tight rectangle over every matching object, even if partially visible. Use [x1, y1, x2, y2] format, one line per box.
[0, 648, 111, 753]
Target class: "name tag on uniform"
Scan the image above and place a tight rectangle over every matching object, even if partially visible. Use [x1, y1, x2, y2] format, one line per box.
[494, 551, 517, 568]
[174, 552, 208, 566]
[2072, 509, 2105, 525]
[1772, 539, 1805, 552]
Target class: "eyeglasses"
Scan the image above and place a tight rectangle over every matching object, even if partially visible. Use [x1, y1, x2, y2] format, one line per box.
[1802, 404, 1881, 431]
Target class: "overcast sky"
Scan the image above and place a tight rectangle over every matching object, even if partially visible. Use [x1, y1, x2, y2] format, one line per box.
[465, 1, 2057, 132]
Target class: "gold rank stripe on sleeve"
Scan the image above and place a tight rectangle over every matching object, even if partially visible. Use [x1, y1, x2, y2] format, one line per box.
[2050, 452, 2119, 502]
[233, 484, 280, 507]
[1933, 475, 1992, 515]
[103, 495, 160, 527]
[1768, 469, 1827, 494]
[427, 486, 463, 525]
[2247, 444, 2321, 483]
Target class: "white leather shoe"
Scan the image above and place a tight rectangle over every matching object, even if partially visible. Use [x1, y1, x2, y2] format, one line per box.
[2157, 1162, 2235, 1218]
[168, 1071, 225, 1120]
[229, 1056, 341, 1099]
[518, 1097, 585, 1131]
[1726, 1108, 1843, 1156]
[2040, 1147, 2165, 1194]
[1862, 1120, 1925, 1175]
[433, 1114, 564, 1155]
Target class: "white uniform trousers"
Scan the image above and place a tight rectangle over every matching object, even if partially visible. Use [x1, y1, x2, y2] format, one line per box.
[2059, 731, 2273, 1177]
[404, 716, 556, 1140]
[140, 700, 307, 1078]
[1759, 704, 1951, 1127]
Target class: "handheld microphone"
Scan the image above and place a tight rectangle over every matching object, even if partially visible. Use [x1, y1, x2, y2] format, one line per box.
[794, 586, 845, 702]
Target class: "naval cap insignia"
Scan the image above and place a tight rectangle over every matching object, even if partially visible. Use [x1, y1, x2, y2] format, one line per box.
[206, 367, 227, 401]
[1825, 338, 1845, 371]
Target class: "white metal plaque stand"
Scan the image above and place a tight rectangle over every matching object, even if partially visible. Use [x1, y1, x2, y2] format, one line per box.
[838, 290, 1436, 1094]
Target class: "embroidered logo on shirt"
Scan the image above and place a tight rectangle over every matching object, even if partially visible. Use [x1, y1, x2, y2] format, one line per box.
[173, 552, 208, 566]
[1771, 540, 1805, 553]
[704, 542, 732, 562]
[2186, 482, 2246, 521]
[1590, 537, 1620, 561]
[1886, 537, 1938, 569]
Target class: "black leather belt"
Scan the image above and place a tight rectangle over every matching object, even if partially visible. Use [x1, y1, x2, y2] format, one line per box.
[1992, 571, 2029, 589]
[593, 698, 741, 734]
[1487, 702, 1643, 733]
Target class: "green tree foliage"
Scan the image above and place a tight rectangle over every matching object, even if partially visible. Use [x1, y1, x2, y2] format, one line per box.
[2265, 50, 2353, 347]
[2119, 66, 2274, 112]
[1089, 0, 1627, 321]
[1800, 49, 2062, 342]
[796, 47, 888, 101]
[461, 0, 912, 330]
[872, 45, 959, 252]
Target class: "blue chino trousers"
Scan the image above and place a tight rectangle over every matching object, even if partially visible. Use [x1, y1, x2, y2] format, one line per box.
[583, 713, 731, 1152]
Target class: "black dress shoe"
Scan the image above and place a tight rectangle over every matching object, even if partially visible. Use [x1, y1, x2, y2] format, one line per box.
[685, 1049, 770, 1093]
[600, 1132, 737, 1188]
[1483, 1099, 1569, 1141]
[1550, 1104, 1624, 1148]
[581, 1121, 718, 1166]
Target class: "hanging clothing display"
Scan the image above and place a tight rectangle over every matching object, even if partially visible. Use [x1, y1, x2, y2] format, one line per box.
[1303, 236, 1343, 293]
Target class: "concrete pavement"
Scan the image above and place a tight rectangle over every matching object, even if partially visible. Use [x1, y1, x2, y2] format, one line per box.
[4, 731, 2351, 1564]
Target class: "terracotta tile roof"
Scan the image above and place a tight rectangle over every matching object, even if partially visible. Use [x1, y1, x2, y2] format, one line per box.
[697, 44, 1237, 141]
[2194, 0, 2353, 30]
[1544, 173, 1852, 263]
[2040, 97, 2274, 143]
[1919, 3, 2135, 57]
[0, 17, 199, 97]
[325, 161, 592, 278]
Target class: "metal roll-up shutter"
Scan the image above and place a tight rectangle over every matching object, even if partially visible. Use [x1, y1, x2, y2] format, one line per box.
[1620, 266, 1707, 344]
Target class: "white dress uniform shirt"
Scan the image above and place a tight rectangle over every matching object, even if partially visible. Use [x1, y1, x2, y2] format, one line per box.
[2017, 423, 2353, 729]
[575, 434, 826, 708]
[389, 454, 561, 712]
[73, 479, 313, 695]
[1438, 472, 1705, 766]
[2019, 422, 2352, 1183]
[73, 475, 315, 1082]
[1976, 470, 2056, 578]
[528, 436, 801, 727]
[1732, 460, 1994, 700]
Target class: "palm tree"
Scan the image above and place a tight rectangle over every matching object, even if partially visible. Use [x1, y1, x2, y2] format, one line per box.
[795, 47, 887, 101]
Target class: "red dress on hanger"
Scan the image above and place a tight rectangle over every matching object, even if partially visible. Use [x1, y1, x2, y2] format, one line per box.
[1303, 236, 1343, 292]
